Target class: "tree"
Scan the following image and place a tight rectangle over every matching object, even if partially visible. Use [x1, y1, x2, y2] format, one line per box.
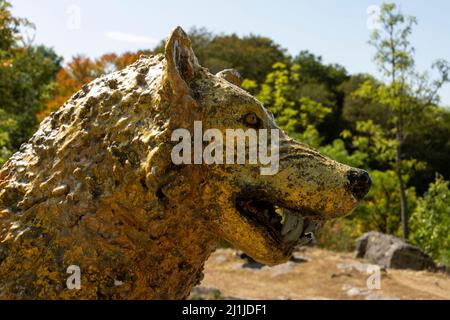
[341, 74, 391, 129]
[293, 51, 349, 143]
[293, 51, 348, 90]
[350, 170, 417, 236]
[43, 27, 288, 119]
[319, 139, 367, 169]
[410, 176, 450, 266]
[40, 50, 151, 119]
[245, 62, 332, 147]
[342, 75, 450, 194]
[0, 0, 61, 164]
[0, 108, 16, 163]
[353, 3, 449, 239]
[153, 27, 289, 83]
[403, 106, 450, 194]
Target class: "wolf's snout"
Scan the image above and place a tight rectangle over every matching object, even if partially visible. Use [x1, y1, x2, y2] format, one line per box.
[347, 169, 372, 200]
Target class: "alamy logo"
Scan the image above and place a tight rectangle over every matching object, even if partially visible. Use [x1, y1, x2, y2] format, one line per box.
[66, 5, 81, 30]
[366, 265, 381, 290]
[171, 121, 280, 175]
[66, 265, 81, 290]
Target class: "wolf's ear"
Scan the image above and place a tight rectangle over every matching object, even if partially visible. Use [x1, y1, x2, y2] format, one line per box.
[216, 69, 243, 87]
[164, 26, 200, 95]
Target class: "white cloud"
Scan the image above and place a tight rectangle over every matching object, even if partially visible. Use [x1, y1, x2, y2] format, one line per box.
[106, 32, 159, 45]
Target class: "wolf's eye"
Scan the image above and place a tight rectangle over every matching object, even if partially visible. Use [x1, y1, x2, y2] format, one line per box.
[244, 113, 260, 127]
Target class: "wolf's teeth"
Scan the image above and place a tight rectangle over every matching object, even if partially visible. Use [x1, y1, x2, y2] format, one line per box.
[281, 213, 296, 235]
[298, 234, 313, 246]
[281, 213, 304, 241]
[304, 221, 317, 235]
[284, 218, 304, 242]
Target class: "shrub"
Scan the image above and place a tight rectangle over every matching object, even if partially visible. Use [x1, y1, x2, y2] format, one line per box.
[410, 176, 450, 266]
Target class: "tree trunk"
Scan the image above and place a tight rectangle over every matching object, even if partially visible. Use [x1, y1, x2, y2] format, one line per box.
[395, 126, 409, 240]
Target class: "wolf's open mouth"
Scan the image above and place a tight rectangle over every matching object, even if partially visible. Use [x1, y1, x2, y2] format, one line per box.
[235, 196, 322, 245]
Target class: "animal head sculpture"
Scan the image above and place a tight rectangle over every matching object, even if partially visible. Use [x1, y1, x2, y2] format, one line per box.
[159, 27, 371, 264]
[0, 27, 371, 299]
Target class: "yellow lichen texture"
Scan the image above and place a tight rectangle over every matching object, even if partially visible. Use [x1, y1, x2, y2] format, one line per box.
[0, 27, 368, 299]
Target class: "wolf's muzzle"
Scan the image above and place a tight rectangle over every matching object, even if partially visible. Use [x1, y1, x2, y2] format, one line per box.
[347, 169, 372, 200]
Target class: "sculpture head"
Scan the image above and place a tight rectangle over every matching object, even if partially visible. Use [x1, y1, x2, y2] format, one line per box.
[159, 27, 372, 265]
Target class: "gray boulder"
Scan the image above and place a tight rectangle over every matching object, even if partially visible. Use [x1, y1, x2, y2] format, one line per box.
[355, 231, 436, 271]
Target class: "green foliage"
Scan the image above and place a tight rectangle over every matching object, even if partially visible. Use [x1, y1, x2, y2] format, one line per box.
[410, 176, 450, 266]
[319, 139, 367, 168]
[370, 3, 417, 80]
[342, 75, 450, 195]
[343, 119, 426, 174]
[154, 27, 288, 83]
[0, 0, 29, 55]
[403, 106, 450, 194]
[0, 46, 61, 148]
[0, 108, 16, 163]
[292, 51, 349, 142]
[249, 62, 332, 147]
[0, 1, 61, 165]
[293, 51, 348, 91]
[317, 219, 356, 252]
[349, 2, 449, 239]
[342, 119, 396, 164]
[350, 170, 417, 237]
[341, 74, 391, 128]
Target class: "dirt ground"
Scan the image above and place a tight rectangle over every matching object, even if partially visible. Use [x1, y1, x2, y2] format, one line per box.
[190, 247, 450, 300]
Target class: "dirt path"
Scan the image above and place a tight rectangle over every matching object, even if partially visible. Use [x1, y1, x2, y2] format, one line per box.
[191, 247, 450, 300]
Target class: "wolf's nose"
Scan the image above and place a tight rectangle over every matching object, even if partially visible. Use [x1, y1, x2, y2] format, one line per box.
[347, 170, 372, 200]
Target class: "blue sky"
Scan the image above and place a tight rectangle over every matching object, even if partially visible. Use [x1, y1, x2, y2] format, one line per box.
[10, 0, 450, 106]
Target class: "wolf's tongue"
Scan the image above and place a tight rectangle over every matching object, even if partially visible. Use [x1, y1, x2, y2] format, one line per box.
[281, 211, 304, 241]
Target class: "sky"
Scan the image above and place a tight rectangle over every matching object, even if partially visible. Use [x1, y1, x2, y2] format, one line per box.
[10, 0, 450, 106]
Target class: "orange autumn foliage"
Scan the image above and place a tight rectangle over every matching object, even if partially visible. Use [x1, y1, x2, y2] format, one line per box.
[40, 50, 153, 121]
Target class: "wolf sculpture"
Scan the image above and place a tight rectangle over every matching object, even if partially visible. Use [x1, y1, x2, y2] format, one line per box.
[0, 27, 371, 299]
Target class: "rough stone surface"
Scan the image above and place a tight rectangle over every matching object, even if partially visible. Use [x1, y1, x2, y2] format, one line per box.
[0, 27, 366, 299]
[355, 231, 436, 271]
[215, 69, 243, 87]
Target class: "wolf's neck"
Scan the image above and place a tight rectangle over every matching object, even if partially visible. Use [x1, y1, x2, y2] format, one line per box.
[0, 157, 218, 299]
[0, 197, 218, 299]
[122, 204, 218, 299]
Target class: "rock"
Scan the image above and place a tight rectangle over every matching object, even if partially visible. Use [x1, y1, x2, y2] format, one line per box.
[215, 69, 243, 87]
[51, 184, 69, 197]
[355, 231, 436, 271]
